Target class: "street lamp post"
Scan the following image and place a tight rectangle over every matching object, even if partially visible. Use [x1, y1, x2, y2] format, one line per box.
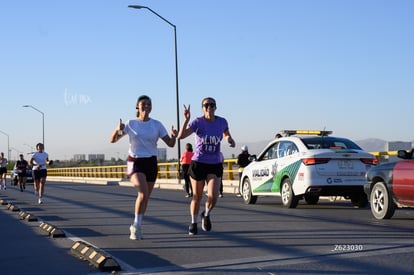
[0, 130, 10, 161]
[128, 5, 181, 178]
[22, 105, 45, 147]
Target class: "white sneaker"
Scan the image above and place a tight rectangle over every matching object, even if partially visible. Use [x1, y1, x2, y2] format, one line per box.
[38, 198, 43, 204]
[129, 224, 143, 240]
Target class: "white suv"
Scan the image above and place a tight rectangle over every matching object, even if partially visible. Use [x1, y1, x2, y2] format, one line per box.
[240, 130, 377, 208]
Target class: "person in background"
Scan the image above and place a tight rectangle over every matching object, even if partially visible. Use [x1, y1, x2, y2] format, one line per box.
[14, 154, 29, 192]
[219, 152, 224, 198]
[30, 143, 51, 204]
[177, 97, 236, 235]
[110, 95, 177, 240]
[275, 133, 282, 139]
[0, 152, 7, 190]
[180, 143, 194, 197]
[236, 145, 251, 197]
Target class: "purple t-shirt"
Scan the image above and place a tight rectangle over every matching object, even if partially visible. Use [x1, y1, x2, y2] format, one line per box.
[188, 115, 229, 164]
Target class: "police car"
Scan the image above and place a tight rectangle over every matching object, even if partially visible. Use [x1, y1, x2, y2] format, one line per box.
[240, 130, 377, 208]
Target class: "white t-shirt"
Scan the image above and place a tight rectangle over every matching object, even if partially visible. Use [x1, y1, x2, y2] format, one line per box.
[32, 152, 49, 170]
[124, 118, 168, 158]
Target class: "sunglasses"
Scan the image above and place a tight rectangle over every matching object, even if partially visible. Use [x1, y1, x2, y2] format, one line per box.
[203, 102, 216, 109]
[136, 102, 152, 109]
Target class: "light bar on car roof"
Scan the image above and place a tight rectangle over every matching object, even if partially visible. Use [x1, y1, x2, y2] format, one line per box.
[281, 130, 333, 136]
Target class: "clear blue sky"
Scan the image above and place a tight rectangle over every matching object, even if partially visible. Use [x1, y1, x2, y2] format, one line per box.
[1, 0, 413, 160]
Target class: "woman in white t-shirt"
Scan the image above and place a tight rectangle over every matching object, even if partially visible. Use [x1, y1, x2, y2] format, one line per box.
[30, 143, 51, 204]
[110, 95, 177, 240]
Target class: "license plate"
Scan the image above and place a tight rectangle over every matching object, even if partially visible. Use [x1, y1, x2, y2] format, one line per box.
[338, 160, 353, 169]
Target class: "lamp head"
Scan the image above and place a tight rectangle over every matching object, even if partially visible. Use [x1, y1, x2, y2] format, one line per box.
[128, 5, 147, 9]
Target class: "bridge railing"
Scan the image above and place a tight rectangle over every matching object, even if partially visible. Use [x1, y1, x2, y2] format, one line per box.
[46, 151, 399, 180]
[370, 150, 398, 159]
[48, 159, 238, 180]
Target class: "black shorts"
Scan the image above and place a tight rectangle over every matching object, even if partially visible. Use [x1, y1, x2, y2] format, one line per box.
[17, 171, 27, 178]
[127, 156, 158, 182]
[189, 161, 223, 181]
[33, 169, 47, 180]
[0, 167, 6, 175]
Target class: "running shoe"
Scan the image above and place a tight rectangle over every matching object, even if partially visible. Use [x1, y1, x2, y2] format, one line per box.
[129, 224, 143, 240]
[38, 198, 43, 204]
[188, 223, 198, 235]
[201, 211, 212, 231]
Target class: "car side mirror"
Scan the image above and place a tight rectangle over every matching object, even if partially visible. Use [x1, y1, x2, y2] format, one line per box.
[397, 150, 413, 159]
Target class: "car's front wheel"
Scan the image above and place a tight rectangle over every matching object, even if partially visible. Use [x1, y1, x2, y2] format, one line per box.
[242, 178, 257, 205]
[281, 178, 299, 208]
[370, 181, 395, 219]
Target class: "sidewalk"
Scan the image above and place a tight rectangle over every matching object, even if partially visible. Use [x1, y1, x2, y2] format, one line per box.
[0, 191, 96, 275]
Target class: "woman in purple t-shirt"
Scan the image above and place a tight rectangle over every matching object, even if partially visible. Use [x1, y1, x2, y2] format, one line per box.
[177, 97, 236, 235]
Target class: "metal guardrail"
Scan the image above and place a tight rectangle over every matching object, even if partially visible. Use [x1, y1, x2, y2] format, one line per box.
[47, 159, 238, 180]
[370, 150, 398, 158]
[45, 151, 400, 180]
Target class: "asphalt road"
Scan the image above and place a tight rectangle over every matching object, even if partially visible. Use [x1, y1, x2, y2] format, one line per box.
[1, 180, 414, 274]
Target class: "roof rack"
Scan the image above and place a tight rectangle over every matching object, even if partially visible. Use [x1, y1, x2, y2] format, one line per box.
[281, 130, 333, 137]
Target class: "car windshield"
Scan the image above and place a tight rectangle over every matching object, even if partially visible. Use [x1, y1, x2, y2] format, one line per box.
[301, 137, 362, 150]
